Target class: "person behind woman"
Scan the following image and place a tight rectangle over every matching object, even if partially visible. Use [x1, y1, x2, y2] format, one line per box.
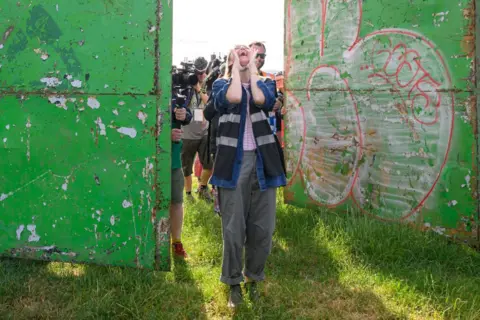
[210, 45, 286, 307]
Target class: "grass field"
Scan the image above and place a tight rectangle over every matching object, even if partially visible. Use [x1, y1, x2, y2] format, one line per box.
[1, 191, 479, 319]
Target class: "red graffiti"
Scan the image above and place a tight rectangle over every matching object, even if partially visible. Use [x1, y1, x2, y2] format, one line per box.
[285, 0, 454, 221]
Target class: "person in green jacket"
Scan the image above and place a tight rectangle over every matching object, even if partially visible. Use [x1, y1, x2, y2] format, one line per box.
[171, 105, 192, 258]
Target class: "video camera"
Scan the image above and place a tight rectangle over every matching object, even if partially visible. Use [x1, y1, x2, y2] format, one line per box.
[172, 61, 198, 90]
[171, 61, 198, 129]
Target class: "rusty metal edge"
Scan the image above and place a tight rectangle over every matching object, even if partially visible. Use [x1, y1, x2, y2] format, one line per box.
[153, 0, 172, 271]
[475, 0, 480, 245]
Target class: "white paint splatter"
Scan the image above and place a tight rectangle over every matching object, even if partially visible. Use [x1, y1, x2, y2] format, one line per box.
[0, 44, 4, 49]
[48, 95, 68, 110]
[433, 11, 449, 27]
[465, 175, 471, 188]
[66, 74, 73, 80]
[141, 104, 147, 108]
[142, 158, 154, 179]
[26, 120, 31, 128]
[71, 80, 82, 88]
[35, 246, 56, 251]
[61, 180, 68, 191]
[87, 97, 100, 109]
[27, 224, 40, 242]
[94, 117, 106, 136]
[448, 200, 458, 207]
[56, 4, 59, 11]
[16, 225, 25, 240]
[117, 127, 137, 138]
[122, 200, 132, 208]
[104, 84, 109, 88]
[40, 53, 49, 61]
[432, 226, 446, 235]
[137, 111, 148, 124]
[149, 26, 156, 33]
[3, 138, 6, 143]
[110, 215, 115, 226]
[5, 124, 10, 130]
[118, 101, 125, 106]
[0, 192, 11, 201]
[40, 77, 62, 87]
[112, 109, 119, 116]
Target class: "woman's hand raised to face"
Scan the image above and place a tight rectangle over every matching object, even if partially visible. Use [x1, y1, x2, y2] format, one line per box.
[230, 49, 242, 72]
[248, 47, 258, 75]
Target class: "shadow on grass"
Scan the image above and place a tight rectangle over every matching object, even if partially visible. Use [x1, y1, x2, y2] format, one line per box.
[0, 254, 206, 319]
[186, 190, 399, 319]
[0, 257, 51, 318]
[315, 207, 480, 319]
[256, 199, 399, 320]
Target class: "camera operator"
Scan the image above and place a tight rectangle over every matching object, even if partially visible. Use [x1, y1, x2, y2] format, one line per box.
[181, 57, 213, 202]
[170, 100, 192, 258]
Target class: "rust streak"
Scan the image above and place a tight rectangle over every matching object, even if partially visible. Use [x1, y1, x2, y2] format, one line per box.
[2, 26, 14, 43]
[462, 4, 475, 58]
[152, 0, 163, 95]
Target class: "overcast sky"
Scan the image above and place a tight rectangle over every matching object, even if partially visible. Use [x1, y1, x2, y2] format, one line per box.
[172, 0, 285, 72]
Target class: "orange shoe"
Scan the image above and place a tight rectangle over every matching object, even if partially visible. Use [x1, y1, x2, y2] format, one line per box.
[172, 242, 187, 259]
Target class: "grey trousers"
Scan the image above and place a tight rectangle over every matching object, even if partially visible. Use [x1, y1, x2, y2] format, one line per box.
[218, 151, 277, 285]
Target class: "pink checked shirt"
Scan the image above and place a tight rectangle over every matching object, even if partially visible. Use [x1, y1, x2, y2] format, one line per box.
[242, 83, 256, 151]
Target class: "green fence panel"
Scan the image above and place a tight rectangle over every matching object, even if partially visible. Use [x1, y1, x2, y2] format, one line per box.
[0, 0, 172, 270]
[284, 0, 479, 244]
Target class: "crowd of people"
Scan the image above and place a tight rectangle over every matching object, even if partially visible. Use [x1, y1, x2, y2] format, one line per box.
[170, 42, 286, 308]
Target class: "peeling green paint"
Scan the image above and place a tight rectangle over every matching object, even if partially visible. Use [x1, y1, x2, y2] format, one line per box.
[284, 0, 478, 244]
[0, 0, 172, 270]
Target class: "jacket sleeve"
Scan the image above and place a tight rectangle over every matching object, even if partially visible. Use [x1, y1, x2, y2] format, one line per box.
[255, 78, 276, 112]
[212, 78, 231, 112]
[182, 106, 193, 126]
[203, 96, 216, 121]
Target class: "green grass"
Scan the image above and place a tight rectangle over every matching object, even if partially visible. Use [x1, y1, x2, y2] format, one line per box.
[1, 191, 479, 319]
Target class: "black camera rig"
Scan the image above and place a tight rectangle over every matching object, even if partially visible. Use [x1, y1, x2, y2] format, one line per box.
[171, 61, 198, 129]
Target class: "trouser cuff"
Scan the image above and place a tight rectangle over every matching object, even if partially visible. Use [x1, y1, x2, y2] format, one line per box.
[220, 274, 244, 285]
[243, 270, 265, 282]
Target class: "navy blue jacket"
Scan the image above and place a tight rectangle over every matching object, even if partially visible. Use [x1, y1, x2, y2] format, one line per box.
[210, 77, 286, 191]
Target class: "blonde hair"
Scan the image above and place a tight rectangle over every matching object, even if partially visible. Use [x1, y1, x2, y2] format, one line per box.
[223, 51, 234, 79]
